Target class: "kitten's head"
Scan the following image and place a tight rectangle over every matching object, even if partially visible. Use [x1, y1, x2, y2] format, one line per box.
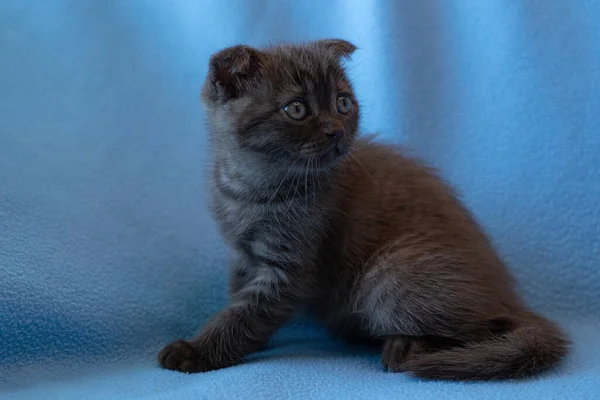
[202, 39, 359, 171]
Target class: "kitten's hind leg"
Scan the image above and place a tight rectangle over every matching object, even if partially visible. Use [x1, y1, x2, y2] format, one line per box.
[352, 243, 517, 371]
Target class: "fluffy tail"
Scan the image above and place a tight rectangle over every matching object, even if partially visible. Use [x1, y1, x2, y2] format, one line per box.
[402, 317, 571, 380]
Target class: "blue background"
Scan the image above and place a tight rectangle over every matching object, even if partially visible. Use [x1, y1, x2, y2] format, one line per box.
[1, 1, 599, 399]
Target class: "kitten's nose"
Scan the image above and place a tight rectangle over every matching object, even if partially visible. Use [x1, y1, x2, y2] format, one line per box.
[326, 130, 345, 141]
[323, 120, 345, 141]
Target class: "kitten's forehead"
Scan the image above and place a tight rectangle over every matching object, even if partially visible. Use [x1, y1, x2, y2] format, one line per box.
[264, 44, 349, 91]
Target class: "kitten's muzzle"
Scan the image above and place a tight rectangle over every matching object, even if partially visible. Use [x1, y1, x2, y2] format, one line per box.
[325, 130, 345, 141]
[322, 119, 345, 141]
[320, 130, 348, 161]
[323, 130, 345, 154]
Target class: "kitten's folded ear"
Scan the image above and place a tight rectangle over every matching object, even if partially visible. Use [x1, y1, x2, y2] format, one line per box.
[316, 39, 357, 60]
[206, 45, 264, 101]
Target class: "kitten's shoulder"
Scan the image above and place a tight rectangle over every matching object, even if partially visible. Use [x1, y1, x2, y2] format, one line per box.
[351, 135, 433, 174]
[345, 135, 455, 199]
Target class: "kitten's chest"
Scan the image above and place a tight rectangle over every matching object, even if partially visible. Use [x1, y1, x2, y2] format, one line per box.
[212, 188, 321, 251]
[217, 204, 271, 245]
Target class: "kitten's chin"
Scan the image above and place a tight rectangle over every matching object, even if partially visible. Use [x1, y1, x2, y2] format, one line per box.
[319, 147, 343, 167]
[286, 142, 350, 174]
[309, 146, 348, 172]
[321, 140, 349, 164]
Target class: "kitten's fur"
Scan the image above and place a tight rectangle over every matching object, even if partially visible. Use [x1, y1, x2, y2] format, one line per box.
[159, 39, 570, 380]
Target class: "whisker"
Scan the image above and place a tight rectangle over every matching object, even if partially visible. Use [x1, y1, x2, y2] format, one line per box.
[263, 160, 296, 210]
[310, 158, 317, 206]
[304, 156, 311, 212]
[282, 162, 300, 204]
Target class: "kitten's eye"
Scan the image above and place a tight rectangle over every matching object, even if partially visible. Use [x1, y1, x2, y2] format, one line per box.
[336, 94, 352, 114]
[283, 100, 308, 120]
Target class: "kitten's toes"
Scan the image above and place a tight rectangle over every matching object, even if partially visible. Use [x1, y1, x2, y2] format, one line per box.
[382, 336, 426, 372]
[158, 339, 210, 373]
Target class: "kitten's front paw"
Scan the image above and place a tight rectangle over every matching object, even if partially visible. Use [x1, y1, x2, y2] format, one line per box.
[158, 340, 213, 373]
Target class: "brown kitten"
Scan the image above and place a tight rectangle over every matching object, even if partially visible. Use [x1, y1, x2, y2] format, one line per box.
[158, 39, 570, 380]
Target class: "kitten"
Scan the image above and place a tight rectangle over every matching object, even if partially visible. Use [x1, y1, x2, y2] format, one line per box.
[159, 39, 570, 380]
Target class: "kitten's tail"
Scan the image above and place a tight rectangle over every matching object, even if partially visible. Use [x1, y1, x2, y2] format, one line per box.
[402, 316, 570, 380]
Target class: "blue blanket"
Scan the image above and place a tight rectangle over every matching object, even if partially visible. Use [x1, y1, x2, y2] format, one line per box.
[1, 1, 599, 399]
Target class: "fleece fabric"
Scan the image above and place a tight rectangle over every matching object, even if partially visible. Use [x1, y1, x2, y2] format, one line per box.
[1, 1, 599, 399]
